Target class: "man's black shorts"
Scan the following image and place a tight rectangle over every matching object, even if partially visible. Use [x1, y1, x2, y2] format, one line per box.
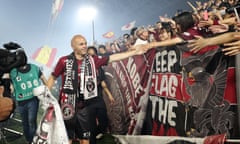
[64, 104, 91, 139]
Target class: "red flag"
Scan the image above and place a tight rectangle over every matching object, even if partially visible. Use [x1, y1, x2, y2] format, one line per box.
[203, 134, 226, 144]
[102, 31, 114, 39]
[121, 20, 136, 31]
[51, 0, 64, 23]
[31, 45, 57, 67]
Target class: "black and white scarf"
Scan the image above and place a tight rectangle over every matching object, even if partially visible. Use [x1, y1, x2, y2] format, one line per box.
[79, 54, 98, 100]
[61, 53, 98, 120]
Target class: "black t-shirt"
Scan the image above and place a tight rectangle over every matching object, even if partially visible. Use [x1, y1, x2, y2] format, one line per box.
[0, 78, 12, 97]
[97, 67, 105, 97]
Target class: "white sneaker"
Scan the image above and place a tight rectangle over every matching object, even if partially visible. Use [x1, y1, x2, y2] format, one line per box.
[96, 133, 104, 139]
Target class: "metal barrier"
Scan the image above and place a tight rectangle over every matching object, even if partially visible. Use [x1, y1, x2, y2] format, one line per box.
[0, 109, 23, 144]
[2, 110, 23, 136]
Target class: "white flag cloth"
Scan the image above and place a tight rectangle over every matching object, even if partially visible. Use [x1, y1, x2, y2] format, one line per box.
[121, 20, 136, 31]
[113, 134, 227, 144]
[32, 85, 69, 144]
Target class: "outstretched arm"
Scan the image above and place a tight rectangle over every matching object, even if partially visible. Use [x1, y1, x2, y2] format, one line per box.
[222, 33, 240, 56]
[131, 37, 183, 52]
[188, 32, 240, 53]
[108, 37, 183, 63]
[108, 47, 147, 63]
[145, 37, 183, 50]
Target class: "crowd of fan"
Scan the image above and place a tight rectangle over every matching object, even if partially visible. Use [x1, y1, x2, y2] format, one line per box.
[95, 0, 240, 57]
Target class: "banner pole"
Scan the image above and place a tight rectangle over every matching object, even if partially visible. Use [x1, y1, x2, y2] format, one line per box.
[235, 55, 240, 131]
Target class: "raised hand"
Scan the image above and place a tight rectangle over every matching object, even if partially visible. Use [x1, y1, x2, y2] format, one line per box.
[223, 34, 240, 56]
[188, 35, 206, 53]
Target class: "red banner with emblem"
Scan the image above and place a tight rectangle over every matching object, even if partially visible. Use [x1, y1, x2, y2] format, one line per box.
[103, 44, 239, 141]
[103, 50, 155, 134]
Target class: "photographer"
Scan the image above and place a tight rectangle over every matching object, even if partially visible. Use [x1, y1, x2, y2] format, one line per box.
[0, 42, 29, 122]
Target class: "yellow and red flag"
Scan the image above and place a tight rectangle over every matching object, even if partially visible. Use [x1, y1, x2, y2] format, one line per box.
[102, 31, 115, 39]
[31, 45, 57, 68]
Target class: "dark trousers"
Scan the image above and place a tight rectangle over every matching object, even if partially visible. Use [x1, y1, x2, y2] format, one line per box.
[87, 97, 108, 144]
[18, 97, 39, 142]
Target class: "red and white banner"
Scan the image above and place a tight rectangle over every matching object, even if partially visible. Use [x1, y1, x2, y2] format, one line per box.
[51, 0, 64, 23]
[114, 134, 226, 144]
[103, 43, 239, 141]
[32, 86, 69, 144]
[103, 49, 155, 134]
[121, 20, 136, 31]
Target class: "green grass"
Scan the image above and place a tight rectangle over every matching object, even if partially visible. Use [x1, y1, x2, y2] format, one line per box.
[2, 131, 116, 144]
[71, 134, 116, 144]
